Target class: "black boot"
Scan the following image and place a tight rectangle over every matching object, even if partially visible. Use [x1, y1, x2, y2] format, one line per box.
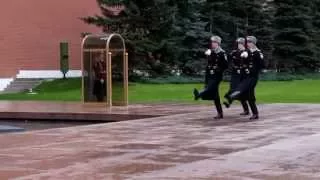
[249, 114, 259, 120]
[193, 88, 200, 100]
[240, 111, 250, 116]
[214, 98, 223, 119]
[223, 101, 230, 108]
[248, 100, 259, 120]
[240, 100, 249, 115]
[214, 113, 223, 119]
[223, 93, 232, 108]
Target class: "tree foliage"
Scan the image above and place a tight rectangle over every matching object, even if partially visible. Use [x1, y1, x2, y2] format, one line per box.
[83, 0, 320, 76]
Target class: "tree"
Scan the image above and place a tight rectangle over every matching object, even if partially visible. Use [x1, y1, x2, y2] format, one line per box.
[311, 0, 320, 71]
[273, 0, 317, 72]
[83, 0, 177, 76]
[164, 0, 210, 75]
[227, 0, 274, 68]
[203, 0, 235, 50]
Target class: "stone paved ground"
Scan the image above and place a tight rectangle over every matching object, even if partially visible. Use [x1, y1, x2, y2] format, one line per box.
[0, 103, 320, 179]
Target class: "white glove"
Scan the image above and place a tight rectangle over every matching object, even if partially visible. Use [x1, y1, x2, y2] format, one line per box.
[205, 49, 211, 56]
[240, 51, 248, 58]
[100, 79, 104, 84]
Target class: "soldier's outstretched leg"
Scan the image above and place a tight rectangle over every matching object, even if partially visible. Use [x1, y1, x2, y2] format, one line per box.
[223, 93, 232, 108]
[223, 74, 242, 108]
[229, 90, 241, 99]
[193, 88, 208, 100]
[193, 88, 200, 100]
[240, 100, 250, 115]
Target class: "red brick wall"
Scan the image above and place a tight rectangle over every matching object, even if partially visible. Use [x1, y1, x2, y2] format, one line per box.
[0, 0, 101, 77]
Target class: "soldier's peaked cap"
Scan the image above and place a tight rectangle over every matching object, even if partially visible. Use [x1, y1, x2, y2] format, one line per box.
[236, 37, 245, 44]
[210, 35, 222, 44]
[246, 36, 257, 44]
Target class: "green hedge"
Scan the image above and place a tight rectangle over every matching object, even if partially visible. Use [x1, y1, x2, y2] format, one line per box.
[260, 72, 320, 81]
[131, 72, 320, 84]
[134, 75, 204, 84]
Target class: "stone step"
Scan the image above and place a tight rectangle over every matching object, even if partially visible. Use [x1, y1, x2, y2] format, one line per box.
[0, 125, 25, 133]
[2, 78, 43, 93]
[8, 82, 40, 86]
[13, 78, 43, 82]
[5, 86, 36, 91]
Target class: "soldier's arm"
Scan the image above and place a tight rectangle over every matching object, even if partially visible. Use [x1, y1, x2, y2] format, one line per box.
[255, 51, 265, 71]
[205, 68, 209, 86]
[204, 55, 209, 86]
[251, 51, 264, 75]
[224, 51, 234, 74]
[219, 52, 229, 71]
[259, 51, 266, 69]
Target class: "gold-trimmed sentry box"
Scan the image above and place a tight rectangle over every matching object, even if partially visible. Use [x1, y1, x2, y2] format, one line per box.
[81, 33, 128, 106]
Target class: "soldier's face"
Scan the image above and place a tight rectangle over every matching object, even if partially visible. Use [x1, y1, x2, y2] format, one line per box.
[248, 42, 255, 49]
[238, 44, 245, 50]
[95, 54, 103, 62]
[99, 54, 104, 61]
[211, 42, 219, 49]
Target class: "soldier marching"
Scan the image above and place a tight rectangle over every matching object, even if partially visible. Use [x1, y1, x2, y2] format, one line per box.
[194, 35, 265, 120]
[223, 37, 249, 116]
[193, 35, 228, 119]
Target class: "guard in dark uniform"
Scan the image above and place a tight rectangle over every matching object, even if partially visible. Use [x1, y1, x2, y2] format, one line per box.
[229, 36, 265, 120]
[93, 53, 106, 102]
[193, 35, 228, 119]
[223, 37, 249, 115]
